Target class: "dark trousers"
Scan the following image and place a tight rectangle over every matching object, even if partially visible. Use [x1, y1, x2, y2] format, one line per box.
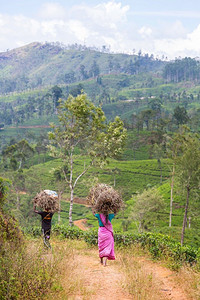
[42, 227, 51, 238]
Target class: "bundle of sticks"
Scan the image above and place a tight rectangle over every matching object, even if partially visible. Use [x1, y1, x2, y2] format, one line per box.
[87, 183, 123, 215]
[33, 190, 58, 212]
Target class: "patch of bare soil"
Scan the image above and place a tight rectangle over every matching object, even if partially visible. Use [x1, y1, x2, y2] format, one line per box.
[74, 219, 89, 231]
[66, 197, 89, 206]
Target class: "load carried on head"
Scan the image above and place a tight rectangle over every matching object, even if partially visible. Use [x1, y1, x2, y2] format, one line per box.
[87, 183, 124, 215]
[33, 189, 59, 212]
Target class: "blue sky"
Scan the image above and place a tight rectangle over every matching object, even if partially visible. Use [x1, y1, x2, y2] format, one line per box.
[0, 0, 200, 59]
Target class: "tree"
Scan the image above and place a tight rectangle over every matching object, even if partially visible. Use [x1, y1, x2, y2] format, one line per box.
[89, 60, 100, 77]
[152, 143, 165, 184]
[11, 171, 25, 210]
[173, 106, 189, 127]
[140, 109, 155, 131]
[64, 71, 76, 83]
[165, 132, 182, 227]
[48, 93, 127, 226]
[51, 85, 63, 113]
[69, 84, 83, 97]
[80, 65, 88, 80]
[130, 188, 165, 232]
[175, 130, 200, 245]
[51, 166, 68, 223]
[2, 139, 34, 170]
[0, 177, 11, 207]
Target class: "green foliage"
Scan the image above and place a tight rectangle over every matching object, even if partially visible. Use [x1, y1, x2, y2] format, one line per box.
[2, 139, 34, 170]
[25, 226, 200, 269]
[163, 57, 200, 83]
[0, 177, 11, 207]
[0, 210, 23, 244]
[173, 106, 189, 126]
[48, 93, 126, 225]
[0, 42, 164, 93]
[130, 187, 165, 231]
[0, 208, 56, 299]
[0, 241, 55, 299]
[53, 224, 85, 239]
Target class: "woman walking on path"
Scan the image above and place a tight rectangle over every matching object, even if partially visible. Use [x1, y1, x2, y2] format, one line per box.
[33, 190, 58, 248]
[88, 183, 123, 267]
[93, 211, 115, 266]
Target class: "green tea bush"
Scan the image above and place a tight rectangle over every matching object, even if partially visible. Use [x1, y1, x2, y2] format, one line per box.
[22, 225, 42, 237]
[83, 229, 98, 245]
[53, 224, 85, 239]
[24, 225, 200, 269]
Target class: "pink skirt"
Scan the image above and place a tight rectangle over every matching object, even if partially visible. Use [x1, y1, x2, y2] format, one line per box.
[98, 227, 115, 260]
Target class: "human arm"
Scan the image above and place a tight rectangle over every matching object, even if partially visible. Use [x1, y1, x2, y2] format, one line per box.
[91, 207, 96, 216]
[108, 213, 115, 221]
[33, 203, 39, 213]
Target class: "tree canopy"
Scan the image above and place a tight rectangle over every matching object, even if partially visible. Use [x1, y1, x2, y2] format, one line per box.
[49, 93, 127, 225]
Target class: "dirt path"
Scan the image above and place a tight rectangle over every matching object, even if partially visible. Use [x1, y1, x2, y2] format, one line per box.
[71, 219, 189, 300]
[137, 257, 189, 300]
[74, 219, 89, 231]
[74, 249, 132, 300]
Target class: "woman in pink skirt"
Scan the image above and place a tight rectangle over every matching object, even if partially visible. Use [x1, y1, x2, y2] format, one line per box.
[94, 212, 115, 267]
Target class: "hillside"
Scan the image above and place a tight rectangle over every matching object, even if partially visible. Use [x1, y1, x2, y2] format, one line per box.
[0, 42, 165, 93]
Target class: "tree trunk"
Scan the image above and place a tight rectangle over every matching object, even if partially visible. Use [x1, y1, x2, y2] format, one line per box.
[16, 191, 20, 210]
[58, 192, 61, 223]
[160, 163, 162, 184]
[18, 160, 22, 170]
[69, 187, 74, 227]
[69, 153, 73, 226]
[188, 216, 191, 228]
[169, 165, 174, 227]
[181, 186, 190, 246]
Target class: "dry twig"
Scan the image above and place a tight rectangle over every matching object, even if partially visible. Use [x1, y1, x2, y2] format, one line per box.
[33, 190, 58, 212]
[87, 183, 123, 214]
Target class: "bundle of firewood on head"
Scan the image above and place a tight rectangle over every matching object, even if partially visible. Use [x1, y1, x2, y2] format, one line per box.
[87, 183, 124, 215]
[33, 190, 59, 212]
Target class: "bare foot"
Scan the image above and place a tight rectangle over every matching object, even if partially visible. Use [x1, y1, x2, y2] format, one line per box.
[100, 257, 103, 264]
[103, 257, 108, 267]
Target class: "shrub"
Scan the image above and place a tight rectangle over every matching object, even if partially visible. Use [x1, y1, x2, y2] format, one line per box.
[0, 211, 55, 299]
[24, 225, 200, 269]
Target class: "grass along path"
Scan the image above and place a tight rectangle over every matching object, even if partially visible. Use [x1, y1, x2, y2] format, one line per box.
[43, 221, 193, 299]
[43, 238, 194, 300]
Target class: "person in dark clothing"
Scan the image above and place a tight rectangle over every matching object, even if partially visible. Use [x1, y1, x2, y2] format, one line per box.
[34, 204, 54, 248]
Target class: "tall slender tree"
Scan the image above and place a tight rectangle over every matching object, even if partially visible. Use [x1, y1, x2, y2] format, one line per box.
[48, 93, 127, 226]
[174, 129, 200, 245]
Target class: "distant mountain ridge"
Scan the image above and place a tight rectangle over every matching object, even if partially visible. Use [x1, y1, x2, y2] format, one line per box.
[0, 42, 165, 94]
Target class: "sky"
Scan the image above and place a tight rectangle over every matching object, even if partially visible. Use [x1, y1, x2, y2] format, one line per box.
[1, 0, 200, 59]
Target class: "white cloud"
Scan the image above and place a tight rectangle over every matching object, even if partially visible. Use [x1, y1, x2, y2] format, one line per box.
[131, 10, 200, 18]
[138, 26, 153, 38]
[67, 20, 90, 42]
[160, 21, 188, 39]
[38, 2, 66, 19]
[144, 28, 199, 59]
[0, 2, 200, 59]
